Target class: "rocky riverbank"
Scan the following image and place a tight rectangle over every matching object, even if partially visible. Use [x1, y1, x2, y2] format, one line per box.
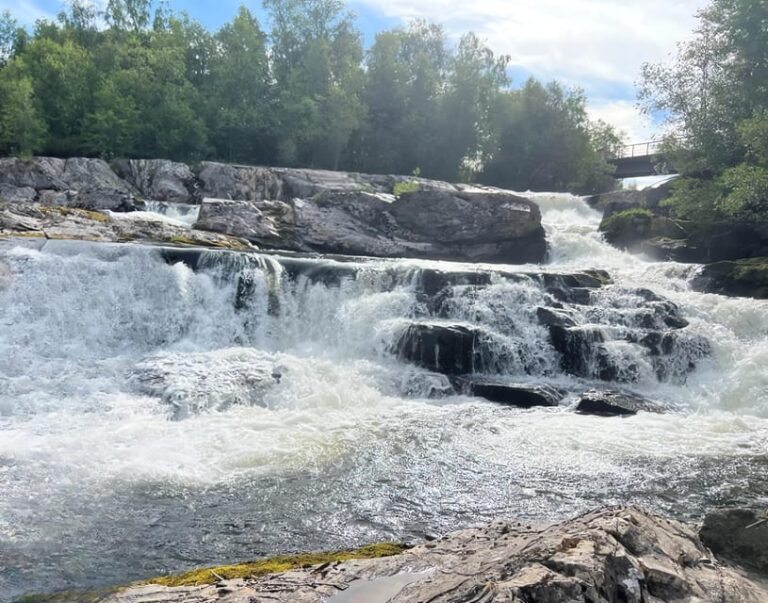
[0, 157, 546, 264]
[80, 507, 767, 603]
[590, 182, 768, 298]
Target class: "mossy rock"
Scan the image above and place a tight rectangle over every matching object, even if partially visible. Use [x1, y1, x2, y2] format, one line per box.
[692, 257, 768, 299]
[146, 542, 408, 587]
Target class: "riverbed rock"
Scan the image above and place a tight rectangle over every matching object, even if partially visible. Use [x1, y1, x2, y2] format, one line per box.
[576, 388, 664, 416]
[691, 258, 768, 299]
[395, 323, 484, 375]
[700, 508, 768, 574]
[96, 507, 768, 603]
[114, 159, 198, 203]
[456, 378, 564, 407]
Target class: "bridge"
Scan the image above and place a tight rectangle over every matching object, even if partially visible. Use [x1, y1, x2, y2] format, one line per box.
[607, 140, 674, 179]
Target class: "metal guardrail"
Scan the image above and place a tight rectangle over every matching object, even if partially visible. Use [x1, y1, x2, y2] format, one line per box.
[614, 140, 665, 159]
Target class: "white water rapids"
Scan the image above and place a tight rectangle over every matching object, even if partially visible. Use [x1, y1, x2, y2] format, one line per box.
[1, 194, 767, 600]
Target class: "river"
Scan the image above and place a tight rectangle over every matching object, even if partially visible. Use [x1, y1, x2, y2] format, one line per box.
[1, 193, 766, 601]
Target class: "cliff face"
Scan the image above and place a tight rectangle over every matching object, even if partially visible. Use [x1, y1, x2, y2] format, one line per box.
[0, 157, 547, 264]
[98, 507, 767, 603]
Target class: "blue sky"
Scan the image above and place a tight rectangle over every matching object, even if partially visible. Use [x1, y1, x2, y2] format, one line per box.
[1, 0, 708, 140]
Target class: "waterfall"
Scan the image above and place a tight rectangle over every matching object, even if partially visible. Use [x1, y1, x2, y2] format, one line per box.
[1, 194, 767, 601]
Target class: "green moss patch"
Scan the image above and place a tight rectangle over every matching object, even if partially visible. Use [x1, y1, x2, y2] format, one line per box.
[147, 543, 408, 587]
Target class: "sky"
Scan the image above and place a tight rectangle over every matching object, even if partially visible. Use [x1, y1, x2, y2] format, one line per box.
[1, 0, 709, 142]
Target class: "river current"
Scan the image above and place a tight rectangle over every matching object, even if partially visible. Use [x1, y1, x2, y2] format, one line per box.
[1, 194, 767, 600]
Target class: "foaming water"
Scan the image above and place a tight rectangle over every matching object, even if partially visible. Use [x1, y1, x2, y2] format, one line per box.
[1, 194, 768, 600]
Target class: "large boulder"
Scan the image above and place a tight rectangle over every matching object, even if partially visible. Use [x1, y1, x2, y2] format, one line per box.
[692, 257, 768, 299]
[113, 159, 198, 203]
[390, 189, 546, 263]
[97, 507, 767, 603]
[700, 508, 768, 574]
[195, 188, 548, 264]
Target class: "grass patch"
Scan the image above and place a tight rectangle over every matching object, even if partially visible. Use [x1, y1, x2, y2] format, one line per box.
[393, 179, 420, 197]
[147, 542, 408, 587]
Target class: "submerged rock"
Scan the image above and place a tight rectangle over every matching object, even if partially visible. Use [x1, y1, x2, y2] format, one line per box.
[96, 507, 767, 602]
[576, 388, 664, 416]
[700, 508, 768, 575]
[130, 348, 282, 419]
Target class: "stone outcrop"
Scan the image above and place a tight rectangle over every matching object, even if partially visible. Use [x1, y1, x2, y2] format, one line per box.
[0, 202, 252, 250]
[0, 156, 548, 264]
[194, 188, 546, 264]
[113, 159, 198, 204]
[96, 507, 767, 603]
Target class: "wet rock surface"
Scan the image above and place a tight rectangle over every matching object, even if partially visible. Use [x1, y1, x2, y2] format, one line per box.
[700, 508, 768, 575]
[576, 389, 665, 416]
[96, 507, 767, 603]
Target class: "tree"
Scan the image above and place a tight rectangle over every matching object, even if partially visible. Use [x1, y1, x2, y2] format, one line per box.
[206, 6, 275, 163]
[264, 0, 364, 168]
[480, 79, 618, 193]
[640, 0, 768, 226]
[0, 67, 47, 156]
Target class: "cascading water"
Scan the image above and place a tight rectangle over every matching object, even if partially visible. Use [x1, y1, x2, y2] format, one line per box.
[143, 201, 201, 227]
[1, 194, 767, 601]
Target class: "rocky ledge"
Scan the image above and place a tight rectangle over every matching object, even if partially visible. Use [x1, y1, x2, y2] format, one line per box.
[91, 507, 766, 603]
[0, 156, 547, 264]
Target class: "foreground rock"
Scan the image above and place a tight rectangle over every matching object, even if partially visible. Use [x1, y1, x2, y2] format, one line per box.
[0, 202, 251, 250]
[691, 258, 768, 299]
[700, 508, 768, 574]
[97, 507, 767, 603]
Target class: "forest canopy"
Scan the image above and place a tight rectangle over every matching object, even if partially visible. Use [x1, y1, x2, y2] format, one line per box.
[0, 0, 623, 193]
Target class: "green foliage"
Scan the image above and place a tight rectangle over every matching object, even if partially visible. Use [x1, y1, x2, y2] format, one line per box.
[641, 0, 768, 229]
[479, 79, 619, 193]
[393, 179, 420, 197]
[0, 67, 46, 156]
[0, 0, 619, 192]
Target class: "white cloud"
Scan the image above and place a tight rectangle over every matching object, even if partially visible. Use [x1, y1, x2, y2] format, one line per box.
[587, 99, 653, 142]
[352, 0, 708, 136]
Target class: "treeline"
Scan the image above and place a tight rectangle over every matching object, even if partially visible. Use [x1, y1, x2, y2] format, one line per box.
[0, 0, 622, 192]
[640, 0, 768, 226]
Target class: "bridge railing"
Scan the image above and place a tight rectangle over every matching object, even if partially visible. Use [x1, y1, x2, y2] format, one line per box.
[614, 140, 665, 159]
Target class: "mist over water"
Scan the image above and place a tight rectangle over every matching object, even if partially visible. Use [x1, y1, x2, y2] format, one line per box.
[1, 194, 767, 600]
